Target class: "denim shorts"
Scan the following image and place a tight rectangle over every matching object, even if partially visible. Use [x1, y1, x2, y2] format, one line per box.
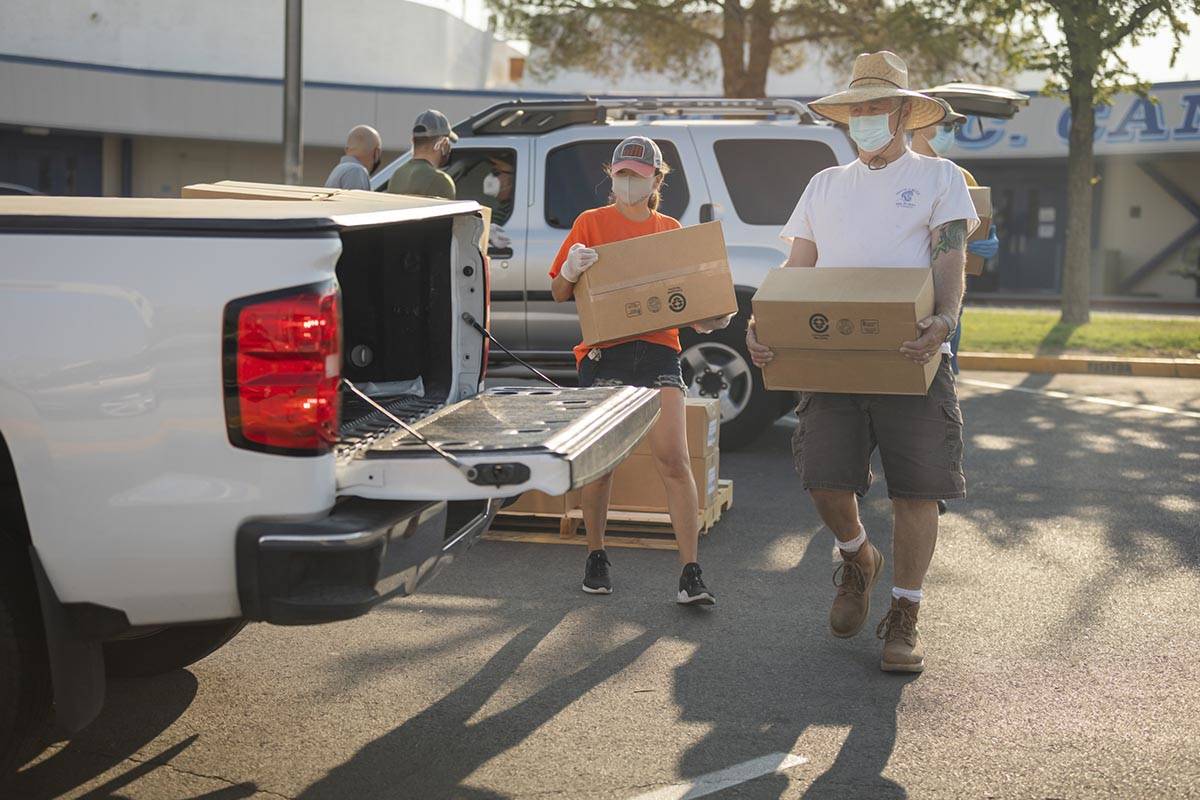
[577, 340, 686, 391]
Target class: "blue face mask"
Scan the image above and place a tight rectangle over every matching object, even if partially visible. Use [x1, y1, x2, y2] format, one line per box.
[849, 111, 897, 153]
[929, 126, 955, 155]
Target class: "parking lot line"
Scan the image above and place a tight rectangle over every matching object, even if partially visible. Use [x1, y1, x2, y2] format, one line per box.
[626, 752, 808, 800]
[960, 378, 1200, 419]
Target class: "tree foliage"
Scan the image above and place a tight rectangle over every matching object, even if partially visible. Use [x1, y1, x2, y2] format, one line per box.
[487, 0, 1015, 98]
[975, 0, 1198, 324]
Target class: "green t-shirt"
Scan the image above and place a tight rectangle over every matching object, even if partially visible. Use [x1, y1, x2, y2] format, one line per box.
[387, 158, 456, 200]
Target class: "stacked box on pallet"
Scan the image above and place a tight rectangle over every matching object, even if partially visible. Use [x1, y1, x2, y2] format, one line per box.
[504, 489, 580, 516]
[609, 398, 721, 512]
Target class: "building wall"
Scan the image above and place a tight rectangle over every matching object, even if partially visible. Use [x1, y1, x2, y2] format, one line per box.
[1097, 156, 1200, 297]
[129, 137, 344, 198]
[0, 0, 522, 90]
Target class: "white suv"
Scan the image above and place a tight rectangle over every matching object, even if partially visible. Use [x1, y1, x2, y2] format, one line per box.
[373, 98, 856, 448]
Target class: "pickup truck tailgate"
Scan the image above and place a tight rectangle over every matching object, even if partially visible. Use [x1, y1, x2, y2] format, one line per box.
[336, 386, 660, 501]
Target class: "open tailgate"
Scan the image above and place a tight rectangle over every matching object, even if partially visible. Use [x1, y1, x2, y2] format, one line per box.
[336, 386, 660, 501]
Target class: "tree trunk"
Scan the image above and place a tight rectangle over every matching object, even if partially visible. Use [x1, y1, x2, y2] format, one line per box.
[744, 0, 774, 98]
[1061, 75, 1096, 326]
[719, 1, 749, 98]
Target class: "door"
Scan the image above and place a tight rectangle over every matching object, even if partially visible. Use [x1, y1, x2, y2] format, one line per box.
[336, 385, 660, 501]
[969, 162, 1067, 293]
[0, 131, 102, 196]
[525, 127, 705, 355]
[441, 140, 532, 349]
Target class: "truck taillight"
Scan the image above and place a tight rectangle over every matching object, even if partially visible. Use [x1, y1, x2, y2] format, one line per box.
[223, 282, 341, 455]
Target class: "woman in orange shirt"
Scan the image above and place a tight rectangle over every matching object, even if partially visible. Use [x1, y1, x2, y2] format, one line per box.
[550, 136, 730, 605]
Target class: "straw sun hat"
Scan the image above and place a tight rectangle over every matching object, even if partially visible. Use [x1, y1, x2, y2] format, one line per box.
[810, 51, 946, 131]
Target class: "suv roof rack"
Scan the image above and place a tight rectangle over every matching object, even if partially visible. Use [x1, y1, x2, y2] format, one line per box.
[455, 97, 819, 137]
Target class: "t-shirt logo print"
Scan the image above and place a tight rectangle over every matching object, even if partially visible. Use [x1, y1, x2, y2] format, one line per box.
[896, 188, 920, 209]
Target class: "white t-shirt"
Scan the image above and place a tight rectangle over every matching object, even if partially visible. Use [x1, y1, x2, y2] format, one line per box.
[780, 149, 979, 353]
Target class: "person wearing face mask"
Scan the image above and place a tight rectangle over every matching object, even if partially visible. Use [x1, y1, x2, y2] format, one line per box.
[324, 125, 383, 191]
[911, 97, 1000, 376]
[387, 109, 457, 200]
[746, 52, 979, 673]
[549, 136, 733, 606]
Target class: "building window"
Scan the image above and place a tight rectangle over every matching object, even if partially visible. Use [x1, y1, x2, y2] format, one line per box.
[713, 139, 837, 225]
[544, 139, 690, 228]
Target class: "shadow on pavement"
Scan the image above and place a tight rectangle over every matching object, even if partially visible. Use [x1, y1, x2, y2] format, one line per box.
[297, 612, 660, 800]
[7, 670, 258, 800]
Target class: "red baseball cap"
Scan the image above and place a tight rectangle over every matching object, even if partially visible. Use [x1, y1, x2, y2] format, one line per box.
[610, 136, 663, 177]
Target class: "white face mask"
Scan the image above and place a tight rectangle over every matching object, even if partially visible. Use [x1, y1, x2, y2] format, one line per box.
[482, 172, 501, 197]
[849, 110, 898, 153]
[928, 126, 955, 155]
[613, 174, 655, 206]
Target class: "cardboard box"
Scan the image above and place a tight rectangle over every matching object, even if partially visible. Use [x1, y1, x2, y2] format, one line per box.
[631, 397, 720, 458]
[505, 489, 580, 516]
[752, 267, 938, 395]
[576, 222, 738, 346]
[752, 268, 933, 350]
[609, 451, 720, 512]
[966, 186, 993, 276]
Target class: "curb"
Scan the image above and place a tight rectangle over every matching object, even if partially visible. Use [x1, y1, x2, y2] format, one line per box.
[958, 352, 1200, 378]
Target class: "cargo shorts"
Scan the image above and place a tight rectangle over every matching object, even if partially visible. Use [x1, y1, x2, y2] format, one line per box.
[792, 356, 966, 501]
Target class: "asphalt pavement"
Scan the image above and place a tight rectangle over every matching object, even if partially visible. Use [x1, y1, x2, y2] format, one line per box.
[11, 371, 1200, 799]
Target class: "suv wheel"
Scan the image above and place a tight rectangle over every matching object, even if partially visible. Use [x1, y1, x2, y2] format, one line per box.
[679, 301, 773, 451]
[0, 544, 51, 778]
[103, 621, 246, 679]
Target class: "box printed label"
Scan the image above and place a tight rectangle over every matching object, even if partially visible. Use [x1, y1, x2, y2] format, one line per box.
[625, 301, 642, 318]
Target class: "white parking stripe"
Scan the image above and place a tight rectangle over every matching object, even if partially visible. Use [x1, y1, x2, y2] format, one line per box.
[627, 753, 808, 800]
[960, 378, 1200, 419]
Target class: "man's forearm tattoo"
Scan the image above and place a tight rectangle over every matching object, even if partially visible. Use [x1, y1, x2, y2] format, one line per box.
[931, 220, 967, 262]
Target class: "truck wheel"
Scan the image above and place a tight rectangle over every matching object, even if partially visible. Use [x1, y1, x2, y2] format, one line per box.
[679, 301, 774, 451]
[103, 620, 246, 679]
[0, 549, 51, 778]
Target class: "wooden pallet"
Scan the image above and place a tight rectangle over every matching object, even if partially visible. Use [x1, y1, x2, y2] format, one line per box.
[484, 479, 733, 550]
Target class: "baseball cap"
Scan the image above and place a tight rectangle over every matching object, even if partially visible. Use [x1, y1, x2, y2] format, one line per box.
[413, 109, 458, 142]
[610, 136, 663, 178]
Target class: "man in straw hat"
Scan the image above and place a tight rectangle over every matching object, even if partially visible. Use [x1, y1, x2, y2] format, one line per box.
[746, 51, 979, 673]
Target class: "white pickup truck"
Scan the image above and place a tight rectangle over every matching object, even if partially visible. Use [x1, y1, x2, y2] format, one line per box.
[0, 189, 659, 773]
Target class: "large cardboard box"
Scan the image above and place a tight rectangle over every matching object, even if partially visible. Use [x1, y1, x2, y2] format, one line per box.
[966, 186, 993, 277]
[631, 397, 720, 458]
[505, 489, 580, 515]
[609, 451, 720, 512]
[576, 222, 738, 346]
[752, 267, 939, 395]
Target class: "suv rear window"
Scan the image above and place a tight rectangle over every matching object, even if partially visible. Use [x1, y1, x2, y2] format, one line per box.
[544, 140, 689, 228]
[714, 139, 838, 225]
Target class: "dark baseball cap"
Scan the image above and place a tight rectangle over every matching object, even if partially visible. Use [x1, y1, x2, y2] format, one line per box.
[413, 109, 458, 142]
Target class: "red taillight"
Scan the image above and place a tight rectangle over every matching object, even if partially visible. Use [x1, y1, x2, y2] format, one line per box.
[225, 284, 341, 454]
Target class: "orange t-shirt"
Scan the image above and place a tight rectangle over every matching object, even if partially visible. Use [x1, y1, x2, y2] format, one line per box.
[550, 205, 683, 366]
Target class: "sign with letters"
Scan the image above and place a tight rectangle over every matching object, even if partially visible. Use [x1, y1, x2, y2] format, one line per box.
[950, 82, 1200, 159]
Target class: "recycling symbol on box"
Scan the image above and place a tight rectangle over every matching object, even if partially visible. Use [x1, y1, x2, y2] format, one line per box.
[668, 292, 687, 313]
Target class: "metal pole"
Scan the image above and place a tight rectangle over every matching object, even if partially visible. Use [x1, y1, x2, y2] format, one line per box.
[283, 0, 303, 185]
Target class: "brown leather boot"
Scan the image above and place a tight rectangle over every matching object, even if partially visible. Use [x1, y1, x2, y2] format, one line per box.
[829, 541, 883, 638]
[877, 597, 925, 673]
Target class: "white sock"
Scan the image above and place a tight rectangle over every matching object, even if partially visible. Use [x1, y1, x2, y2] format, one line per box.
[835, 524, 867, 554]
[892, 586, 923, 604]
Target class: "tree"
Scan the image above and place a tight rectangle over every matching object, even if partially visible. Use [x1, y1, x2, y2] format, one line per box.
[487, 0, 1010, 99]
[984, 0, 1198, 325]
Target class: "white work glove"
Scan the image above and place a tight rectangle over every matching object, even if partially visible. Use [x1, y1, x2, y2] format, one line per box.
[692, 312, 736, 334]
[560, 243, 599, 283]
[489, 223, 512, 249]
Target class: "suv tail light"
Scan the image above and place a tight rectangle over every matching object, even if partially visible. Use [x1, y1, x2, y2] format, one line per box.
[223, 282, 341, 455]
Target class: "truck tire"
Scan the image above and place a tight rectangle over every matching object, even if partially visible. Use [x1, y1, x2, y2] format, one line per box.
[678, 294, 774, 451]
[103, 620, 246, 679]
[0, 548, 51, 779]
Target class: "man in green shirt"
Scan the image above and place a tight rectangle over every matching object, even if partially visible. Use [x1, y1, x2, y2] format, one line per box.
[387, 109, 458, 200]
